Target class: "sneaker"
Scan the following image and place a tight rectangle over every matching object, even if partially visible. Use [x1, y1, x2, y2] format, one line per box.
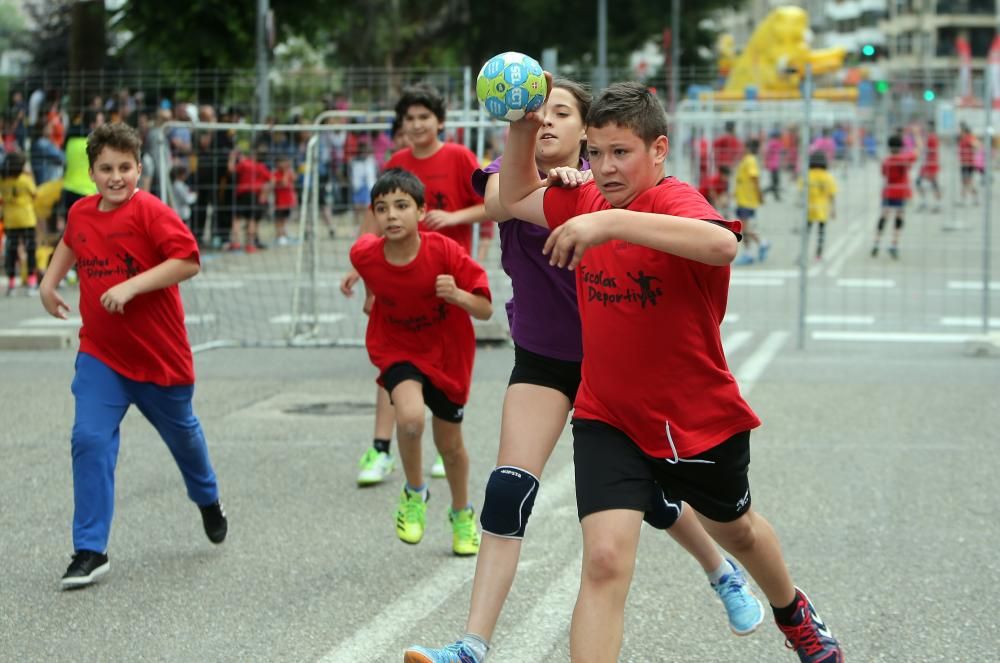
[733, 253, 755, 266]
[431, 454, 446, 478]
[358, 448, 395, 486]
[61, 550, 109, 589]
[757, 240, 772, 263]
[711, 560, 764, 635]
[396, 487, 428, 544]
[870, 246, 879, 258]
[245, 243, 258, 254]
[449, 507, 480, 556]
[404, 642, 481, 663]
[776, 588, 843, 662]
[888, 246, 899, 260]
[199, 501, 228, 544]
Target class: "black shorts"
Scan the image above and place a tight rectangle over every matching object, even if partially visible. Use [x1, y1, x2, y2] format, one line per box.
[508, 344, 581, 404]
[961, 165, 976, 178]
[274, 208, 292, 221]
[381, 362, 464, 423]
[236, 192, 263, 220]
[573, 418, 752, 523]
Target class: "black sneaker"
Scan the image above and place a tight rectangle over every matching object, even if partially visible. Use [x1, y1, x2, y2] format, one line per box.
[61, 550, 109, 590]
[199, 501, 228, 544]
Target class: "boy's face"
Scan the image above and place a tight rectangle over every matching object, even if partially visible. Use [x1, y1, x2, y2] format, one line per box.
[89, 147, 141, 210]
[401, 104, 442, 150]
[585, 123, 668, 208]
[372, 189, 423, 241]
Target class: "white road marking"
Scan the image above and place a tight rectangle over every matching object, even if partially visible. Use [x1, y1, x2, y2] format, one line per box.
[940, 317, 1000, 328]
[723, 330, 753, 356]
[812, 330, 973, 343]
[733, 331, 789, 390]
[836, 278, 895, 288]
[947, 281, 1000, 291]
[268, 313, 346, 324]
[805, 314, 876, 325]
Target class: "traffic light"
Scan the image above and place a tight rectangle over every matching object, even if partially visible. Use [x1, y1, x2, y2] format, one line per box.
[923, 89, 936, 101]
[876, 80, 889, 94]
[862, 44, 876, 57]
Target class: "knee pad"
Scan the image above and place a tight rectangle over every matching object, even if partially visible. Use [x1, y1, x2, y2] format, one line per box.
[877, 216, 887, 231]
[643, 491, 682, 530]
[895, 215, 904, 230]
[480, 466, 539, 538]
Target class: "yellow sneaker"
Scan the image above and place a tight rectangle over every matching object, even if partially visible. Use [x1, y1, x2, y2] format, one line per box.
[449, 506, 480, 556]
[396, 487, 428, 544]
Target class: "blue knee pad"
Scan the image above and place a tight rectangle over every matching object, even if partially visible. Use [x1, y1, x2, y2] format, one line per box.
[480, 466, 539, 538]
[644, 491, 682, 530]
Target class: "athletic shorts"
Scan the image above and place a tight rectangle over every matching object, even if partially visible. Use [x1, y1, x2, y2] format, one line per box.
[274, 207, 292, 221]
[478, 221, 495, 240]
[881, 198, 905, 208]
[961, 165, 976, 178]
[507, 344, 582, 404]
[236, 192, 263, 220]
[381, 361, 464, 423]
[735, 207, 756, 222]
[352, 184, 371, 206]
[573, 418, 752, 523]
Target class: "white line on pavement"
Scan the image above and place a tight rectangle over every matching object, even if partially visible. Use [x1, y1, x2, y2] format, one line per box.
[812, 330, 973, 343]
[940, 317, 1000, 328]
[824, 227, 866, 278]
[723, 330, 753, 356]
[836, 278, 896, 288]
[947, 281, 1000, 291]
[805, 314, 875, 325]
[317, 461, 577, 663]
[733, 331, 789, 391]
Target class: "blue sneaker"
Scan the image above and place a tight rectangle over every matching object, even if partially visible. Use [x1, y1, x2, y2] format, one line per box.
[757, 240, 772, 262]
[733, 253, 755, 266]
[712, 560, 764, 635]
[404, 642, 481, 663]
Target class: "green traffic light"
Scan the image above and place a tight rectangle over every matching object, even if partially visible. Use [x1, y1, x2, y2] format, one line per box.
[862, 44, 875, 57]
[876, 80, 889, 93]
[923, 89, 935, 101]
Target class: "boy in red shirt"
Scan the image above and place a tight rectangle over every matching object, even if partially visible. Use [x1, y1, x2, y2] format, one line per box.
[350, 168, 492, 556]
[272, 154, 297, 246]
[915, 120, 941, 213]
[872, 133, 917, 259]
[38, 122, 227, 590]
[499, 81, 842, 663]
[344, 84, 491, 487]
[229, 142, 272, 253]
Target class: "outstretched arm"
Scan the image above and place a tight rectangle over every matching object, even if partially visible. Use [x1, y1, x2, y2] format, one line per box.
[435, 275, 492, 320]
[498, 73, 553, 228]
[543, 209, 738, 270]
[100, 258, 200, 314]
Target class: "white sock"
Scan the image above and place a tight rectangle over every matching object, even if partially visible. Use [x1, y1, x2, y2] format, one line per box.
[461, 633, 489, 662]
[708, 558, 735, 585]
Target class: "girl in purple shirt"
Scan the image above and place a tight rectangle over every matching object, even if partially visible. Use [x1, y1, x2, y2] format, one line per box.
[406, 79, 762, 663]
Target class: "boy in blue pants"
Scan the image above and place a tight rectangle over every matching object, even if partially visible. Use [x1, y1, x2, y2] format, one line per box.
[39, 122, 227, 590]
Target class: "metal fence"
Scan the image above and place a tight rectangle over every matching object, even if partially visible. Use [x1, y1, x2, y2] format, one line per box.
[3, 65, 997, 350]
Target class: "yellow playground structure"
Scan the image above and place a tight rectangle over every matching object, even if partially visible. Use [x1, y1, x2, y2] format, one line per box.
[714, 6, 856, 102]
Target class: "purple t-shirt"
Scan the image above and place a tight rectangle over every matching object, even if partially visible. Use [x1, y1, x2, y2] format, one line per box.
[473, 156, 584, 362]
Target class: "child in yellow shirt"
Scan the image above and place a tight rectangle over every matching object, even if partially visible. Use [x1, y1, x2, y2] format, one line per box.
[804, 151, 837, 261]
[1, 151, 38, 293]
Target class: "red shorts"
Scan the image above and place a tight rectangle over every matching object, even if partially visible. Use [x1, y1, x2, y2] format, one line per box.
[478, 221, 495, 240]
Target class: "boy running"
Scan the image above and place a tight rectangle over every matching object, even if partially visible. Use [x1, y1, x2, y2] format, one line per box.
[344, 84, 490, 485]
[350, 168, 491, 556]
[872, 133, 916, 259]
[38, 122, 227, 590]
[498, 80, 842, 663]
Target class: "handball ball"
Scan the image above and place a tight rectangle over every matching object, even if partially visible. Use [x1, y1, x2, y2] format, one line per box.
[476, 52, 547, 122]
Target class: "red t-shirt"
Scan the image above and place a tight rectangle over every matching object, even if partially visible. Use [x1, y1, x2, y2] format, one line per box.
[383, 143, 483, 254]
[350, 232, 491, 405]
[63, 191, 199, 386]
[273, 169, 296, 209]
[698, 172, 728, 203]
[882, 152, 916, 200]
[959, 133, 976, 166]
[713, 134, 744, 169]
[543, 178, 760, 459]
[235, 158, 272, 195]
